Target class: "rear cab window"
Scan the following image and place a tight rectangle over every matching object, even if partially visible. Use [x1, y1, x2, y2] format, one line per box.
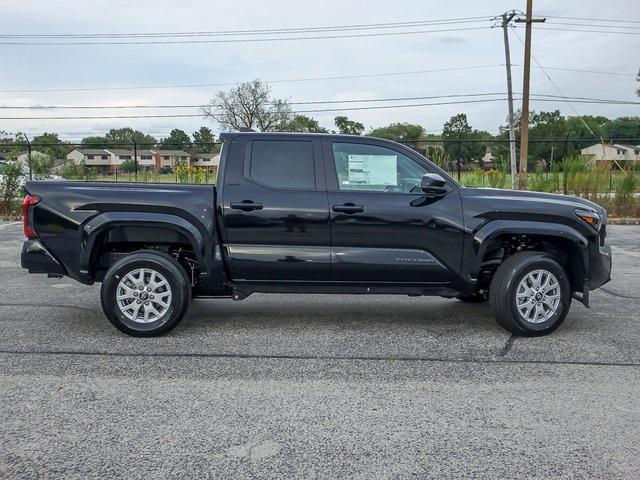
[249, 140, 315, 190]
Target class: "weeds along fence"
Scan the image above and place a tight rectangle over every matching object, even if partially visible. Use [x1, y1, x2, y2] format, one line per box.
[1, 138, 639, 217]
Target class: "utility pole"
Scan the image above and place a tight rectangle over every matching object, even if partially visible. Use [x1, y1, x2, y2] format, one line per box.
[23, 133, 33, 181]
[515, 0, 545, 190]
[500, 11, 517, 190]
[133, 138, 138, 181]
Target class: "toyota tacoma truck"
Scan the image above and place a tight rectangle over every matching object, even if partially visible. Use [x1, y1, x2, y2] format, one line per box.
[20, 132, 612, 337]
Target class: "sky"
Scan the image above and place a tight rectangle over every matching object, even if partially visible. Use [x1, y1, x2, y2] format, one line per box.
[0, 0, 638, 143]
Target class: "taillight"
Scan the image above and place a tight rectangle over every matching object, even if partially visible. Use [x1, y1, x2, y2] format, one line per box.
[22, 195, 40, 239]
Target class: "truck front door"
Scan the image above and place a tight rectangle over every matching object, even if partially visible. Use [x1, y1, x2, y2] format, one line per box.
[323, 139, 464, 284]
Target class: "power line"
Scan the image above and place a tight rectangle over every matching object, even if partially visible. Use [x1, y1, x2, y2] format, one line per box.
[514, 25, 640, 35]
[540, 15, 640, 24]
[2, 95, 638, 121]
[511, 28, 599, 141]
[1, 93, 637, 110]
[0, 98, 510, 119]
[1, 64, 633, 95]
[0, 16, 493, 38]
[0, 66, 503, 93]
[0, 25, 491, 45]
[547, 21, 640, 30]
[514, 65, 636, 78]
[0, 92, 506, 109]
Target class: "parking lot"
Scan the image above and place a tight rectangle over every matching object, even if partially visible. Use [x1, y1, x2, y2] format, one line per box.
[0, 220, 639, 478]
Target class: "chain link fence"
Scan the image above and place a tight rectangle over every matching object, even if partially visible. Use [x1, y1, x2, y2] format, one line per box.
[1, 138, 639, 216]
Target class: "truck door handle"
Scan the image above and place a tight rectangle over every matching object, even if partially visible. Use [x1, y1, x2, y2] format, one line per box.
[332, 204, 364, 214]
[230, 201, 263, 212]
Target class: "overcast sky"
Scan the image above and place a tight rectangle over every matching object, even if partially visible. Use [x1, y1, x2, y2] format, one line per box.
[0, 0, 638, 142]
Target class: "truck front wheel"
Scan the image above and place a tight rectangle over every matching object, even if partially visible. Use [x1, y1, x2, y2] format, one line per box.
[489, 251, 572, 336]
[100, 251, 191, 337]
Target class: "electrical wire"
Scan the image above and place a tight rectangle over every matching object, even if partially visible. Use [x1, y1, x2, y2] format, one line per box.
[0, 25, 491, 45]
[1, 93, 637, 110]
[540, 15, 640, 24]
[0, 64, 632, 95]
[511, 28, 601, 140]
[2, 94, 638, 121]
[0, 17, 493, 38]
[514, 25, 640, 36]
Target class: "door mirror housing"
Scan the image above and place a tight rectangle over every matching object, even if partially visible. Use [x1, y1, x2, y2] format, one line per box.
[421, 173, 447, 197]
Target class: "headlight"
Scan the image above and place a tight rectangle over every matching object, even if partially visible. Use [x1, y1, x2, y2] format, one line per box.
[575, 209, 600, 230]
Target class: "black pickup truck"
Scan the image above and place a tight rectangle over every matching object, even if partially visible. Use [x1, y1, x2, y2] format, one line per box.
[21, 132, 611, 337]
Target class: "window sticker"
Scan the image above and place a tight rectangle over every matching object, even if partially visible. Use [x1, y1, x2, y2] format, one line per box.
[347, 154, 397, 186]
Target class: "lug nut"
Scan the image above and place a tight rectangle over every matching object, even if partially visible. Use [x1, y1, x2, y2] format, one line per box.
[133, 292, 138, 297]
[147, 287, 152, 292]
[150, 295, 154, 299]
[137, 300, 142, 304]
[139, 286, 143, 290]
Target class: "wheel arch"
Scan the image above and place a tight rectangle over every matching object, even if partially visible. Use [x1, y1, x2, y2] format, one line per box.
[78, 211, 224, 287]
[467, 220, 590, 291]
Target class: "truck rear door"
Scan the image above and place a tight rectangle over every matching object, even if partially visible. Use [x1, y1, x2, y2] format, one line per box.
[220, 137, 330, 282]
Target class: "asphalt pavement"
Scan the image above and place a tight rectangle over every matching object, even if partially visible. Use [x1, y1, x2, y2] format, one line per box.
[0, 220, 638, 479]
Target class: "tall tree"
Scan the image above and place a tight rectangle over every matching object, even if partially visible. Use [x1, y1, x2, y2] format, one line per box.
[192, 127, 216, 152]
[603, 116, 640, 140]
[334, 116, 364, 135]
[202, 79, 292, 131]
[275, 114, 328, 133]
[81, 136, 110, 147]
[105, 128, 156, 148]
[32, 133, 72, 159]
[160, 129, 191, 151]
[441, 114, 486, 163]
[368, 123, 425, 142]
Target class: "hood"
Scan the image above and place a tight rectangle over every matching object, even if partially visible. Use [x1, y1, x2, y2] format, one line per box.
[461, 187, 605, 215]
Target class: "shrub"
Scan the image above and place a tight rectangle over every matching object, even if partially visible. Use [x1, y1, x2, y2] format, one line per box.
[529, 169, 556, 193]
[120, 159, 137, 173]
[29, 154, 54, 176]
[61, 162, 81, 179]
[614, 174, 637, 217]
[486, 169, 507, 189]
[0, 162, 22, 214]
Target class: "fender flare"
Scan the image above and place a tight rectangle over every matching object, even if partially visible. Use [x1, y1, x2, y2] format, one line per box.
[466, 219, 590, 283]
[79, 211, 209, 282]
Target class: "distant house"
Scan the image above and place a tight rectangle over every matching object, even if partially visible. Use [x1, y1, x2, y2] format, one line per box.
[0, 150, 47, 164]
[151, 150, 190, 169]
[581, 143, 640, 166]
[67, 148, 158, 173]
[67, 148, 111, 172]
[190, 153, 220, 168]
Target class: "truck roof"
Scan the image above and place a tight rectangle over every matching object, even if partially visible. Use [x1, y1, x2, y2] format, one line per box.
[219, 131, 377, 142]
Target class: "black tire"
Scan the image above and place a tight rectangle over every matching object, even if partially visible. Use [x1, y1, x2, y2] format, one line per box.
[100, 251, 191, 337]
[489, 251, 571, 336]
[456, 291, 489, 303]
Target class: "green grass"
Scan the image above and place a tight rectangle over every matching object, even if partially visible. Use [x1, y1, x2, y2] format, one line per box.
[450, 170, 639, 193]
[78, 172, 218, 184]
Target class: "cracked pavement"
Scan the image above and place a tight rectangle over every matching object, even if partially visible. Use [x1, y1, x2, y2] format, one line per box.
[0, 221, 639, 479]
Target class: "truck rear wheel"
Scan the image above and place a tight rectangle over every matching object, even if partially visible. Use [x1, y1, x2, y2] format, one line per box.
[489, 251, 571, 336]
[100, 251, 191, 337]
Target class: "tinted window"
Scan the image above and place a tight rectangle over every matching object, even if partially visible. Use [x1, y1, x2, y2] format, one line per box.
[332, 142, 427, 193]
[250, 140, 315, 189]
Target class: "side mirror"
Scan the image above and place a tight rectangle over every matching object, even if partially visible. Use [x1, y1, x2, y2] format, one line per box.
[421, 173, 447, 197]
